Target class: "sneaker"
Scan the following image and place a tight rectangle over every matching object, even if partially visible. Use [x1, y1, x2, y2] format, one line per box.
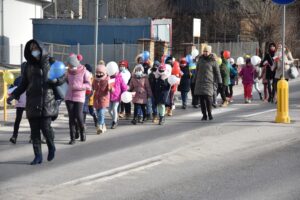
[125, 113, 131, 120]
[102, 124, 107, 133]
[119, 112, 125, 119]
[97, 126, 102, 135]
[221, 100, 228, 107]
[137, 116, 143, 123]
[111, 121, 118, 129]
[158, 116, 165, 125]
[131, 119, 137, 125]
[152, 116, 159, 123]
[69, 139, 75, 145]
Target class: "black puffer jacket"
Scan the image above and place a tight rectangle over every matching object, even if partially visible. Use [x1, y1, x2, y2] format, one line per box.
[12, 39, 64, 119]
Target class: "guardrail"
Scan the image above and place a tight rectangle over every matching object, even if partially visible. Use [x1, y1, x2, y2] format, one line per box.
[0, 69, 21, 121]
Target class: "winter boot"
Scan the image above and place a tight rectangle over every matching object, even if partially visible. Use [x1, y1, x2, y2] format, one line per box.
[131, 118, 137, 125]
[221, 100, 229, 107]
[125, 113, 131, 120]
[111, 121, 118, 129]
[31, 143, 43, 165]
[80, 126, 86, 142]
[93, 115, 98, 127]
[47, 146, 56, 162]
[201, 115, 207, 121]
[119, 112, 125, 119]
[152, 115, 159, 123]
[9, 136, 17, 144]
[97, 125, 103, 135]
[137, 116, 143, 123]
[146, 114, 151, 121]
[102, 124, 107, 133]
[159, 116, 165, 125]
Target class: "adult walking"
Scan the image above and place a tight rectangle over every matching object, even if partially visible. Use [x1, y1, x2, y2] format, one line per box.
[194, 46, 222, 120]
[7, 39, 64, 165]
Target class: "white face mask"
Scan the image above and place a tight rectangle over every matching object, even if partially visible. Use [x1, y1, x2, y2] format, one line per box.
[135, 71, 143, 77]
[120, 67, 126, 72]
[31, 50, 40, 58]
[70, 66, 77, 71]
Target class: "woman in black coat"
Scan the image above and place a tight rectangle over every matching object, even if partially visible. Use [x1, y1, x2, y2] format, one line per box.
[7, 39, 65, 165]
[178, 57, 190, 109]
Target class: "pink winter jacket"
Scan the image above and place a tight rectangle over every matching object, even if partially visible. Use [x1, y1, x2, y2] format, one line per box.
[92, 76, 110, 109]
[239, 64, 255, 85]
[110, 73, 128, 102]
[65, 65, 91, 103]
[129, 75, 152, 104]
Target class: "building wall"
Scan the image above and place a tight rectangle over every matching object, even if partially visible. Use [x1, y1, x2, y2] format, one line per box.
[0, 0, 43, 64]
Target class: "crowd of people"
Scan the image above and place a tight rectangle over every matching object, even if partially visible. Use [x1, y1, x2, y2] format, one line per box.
[6, 39, 296, 165]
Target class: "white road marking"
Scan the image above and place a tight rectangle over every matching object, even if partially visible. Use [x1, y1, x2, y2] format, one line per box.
[241, 109, 276, 118]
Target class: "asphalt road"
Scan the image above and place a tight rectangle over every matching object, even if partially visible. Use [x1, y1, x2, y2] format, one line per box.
[0, 79, 299, 200]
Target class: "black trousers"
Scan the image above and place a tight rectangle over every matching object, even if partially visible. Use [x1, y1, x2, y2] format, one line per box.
[199, 95, 213, 118]
[229, 85, 234, 97]
[13, 107, 25, 138]
[28, 117, 54, 156]
[66, 101, 84, 140]
[217, 84, 227, 102]
[120, 102, 131, 114]
[134, 103, 146, 120]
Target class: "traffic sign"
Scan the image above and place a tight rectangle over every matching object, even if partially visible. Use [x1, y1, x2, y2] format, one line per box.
[272, 0, 295, 5]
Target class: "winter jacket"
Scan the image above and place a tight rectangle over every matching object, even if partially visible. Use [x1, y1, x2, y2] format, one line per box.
[239, 64, 255, 85]
[12, 39, 64, 119]
[261, 53, 275, 80]
[65, 66, 91, 103]
[152, 73, 171, 105]
[230, 64, 238, 85]
[110, 73, 128, 102]
[178, 66, 191, 92]
[148, 72, 156, 95]
[219, 59, 230, 86]
[194, 55, 222, 96]
[93, 76, 110, 109]
[274, 50, 294, 80]
[129, 75, 152, 104]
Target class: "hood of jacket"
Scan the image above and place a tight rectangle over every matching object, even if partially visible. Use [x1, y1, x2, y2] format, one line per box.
[24, 39, 46, 65]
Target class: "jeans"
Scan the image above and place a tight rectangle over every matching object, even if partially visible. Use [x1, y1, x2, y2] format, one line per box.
[13, 107, 25, 138]
[157, 104, 166, 117]
[151, 97, 158, 116]
[109, 101, 119, 123]
[253, 82, 261, 94]
[66, 101, 84, 140]
[97, 108, 106, 125]
[181, 91, 188, 106]
[134, 104, 146, 120]
[146, 98, 152, 115]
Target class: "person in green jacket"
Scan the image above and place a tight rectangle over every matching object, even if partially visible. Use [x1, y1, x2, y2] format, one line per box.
[218, 51, 230, 107]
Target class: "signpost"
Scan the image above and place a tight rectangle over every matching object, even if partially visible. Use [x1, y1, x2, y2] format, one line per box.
[272, 0, 295, 123]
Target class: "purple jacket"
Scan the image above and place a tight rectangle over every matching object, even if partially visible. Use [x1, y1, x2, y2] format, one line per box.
[65, 65, 91, 103]
[239, 64, 255, 85]
[110, 73, 128, 102]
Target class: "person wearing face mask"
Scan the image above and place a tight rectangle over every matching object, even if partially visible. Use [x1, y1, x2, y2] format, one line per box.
[273, 44, 294, 103]
[194, 46, 222, 120]
[129, 65, 153, 125]
[260, 42, 277, 103]
[7, 39, 65, 165]
[92, 65, 111, 134]
[178, 57, 191, 109]
[118, 60, 131, 119]
[152, 64, 171, 125]
[148, 61, 160, 123]
[65, 54, 92, 145]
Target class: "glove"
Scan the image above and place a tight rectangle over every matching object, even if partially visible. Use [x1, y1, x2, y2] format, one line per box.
[47, 78, 58, 84]
[7, 96, 14, 105]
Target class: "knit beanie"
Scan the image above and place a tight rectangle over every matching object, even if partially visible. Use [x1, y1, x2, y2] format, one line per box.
[66, 54, 80, 68]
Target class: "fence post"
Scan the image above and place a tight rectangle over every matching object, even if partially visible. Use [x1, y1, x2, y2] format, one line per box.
[217, 42, 220, 55]
[122, 43, 125, 60]
[101, 43, 103, 61]
[50, 43, 54, 57]
[77, 43, 80, 54]
[3, 70, 7, 121]
[20, 44, 23, 64]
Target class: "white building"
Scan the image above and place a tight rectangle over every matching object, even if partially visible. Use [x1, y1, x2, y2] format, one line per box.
[0, 0, 51, 65]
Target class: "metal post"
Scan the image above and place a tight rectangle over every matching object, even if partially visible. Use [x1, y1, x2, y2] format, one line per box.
[94, 0, 99, 70]
[3, 70, 7, 121]
[20, 44, 23, 64]
[77, 43, 80, 54]
[282, 5, 286, 79]
[101, 43, 103, 61]
[50, 43, 54, 57]
[54, 0, 58, 19]
[122, 43, 125, 60]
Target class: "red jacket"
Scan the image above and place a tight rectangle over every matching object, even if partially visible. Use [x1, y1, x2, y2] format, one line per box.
[92, 76, 110, 109]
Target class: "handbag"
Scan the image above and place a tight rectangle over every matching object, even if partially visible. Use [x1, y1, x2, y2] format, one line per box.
[289, 64, 299, 79]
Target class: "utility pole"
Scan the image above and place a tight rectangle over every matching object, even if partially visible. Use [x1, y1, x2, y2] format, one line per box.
[94, 0, 99, 72]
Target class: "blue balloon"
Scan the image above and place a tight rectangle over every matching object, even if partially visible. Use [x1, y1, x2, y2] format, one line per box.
[186, 54, 193, 64]
[142, 51, 150, 61]
[49, 61, 66, 80]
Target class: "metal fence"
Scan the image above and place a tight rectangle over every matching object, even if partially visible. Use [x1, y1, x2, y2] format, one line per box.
[42, 43, 140, 69]
[207, 42, 259, 59]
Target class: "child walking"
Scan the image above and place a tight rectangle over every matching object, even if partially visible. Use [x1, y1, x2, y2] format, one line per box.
[239, 58, 255, 103]
[129, 64, 152, 125]
[93, 65, 111, 134]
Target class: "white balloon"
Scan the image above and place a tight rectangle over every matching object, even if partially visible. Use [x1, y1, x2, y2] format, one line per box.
[106, 61, 119, 76]
[121, 91, 133, 103]
[191, 49, 199, 59]
[251, 56, 261, 66]
[236, 57, 245, 65]
[168, 75, 179, 85]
